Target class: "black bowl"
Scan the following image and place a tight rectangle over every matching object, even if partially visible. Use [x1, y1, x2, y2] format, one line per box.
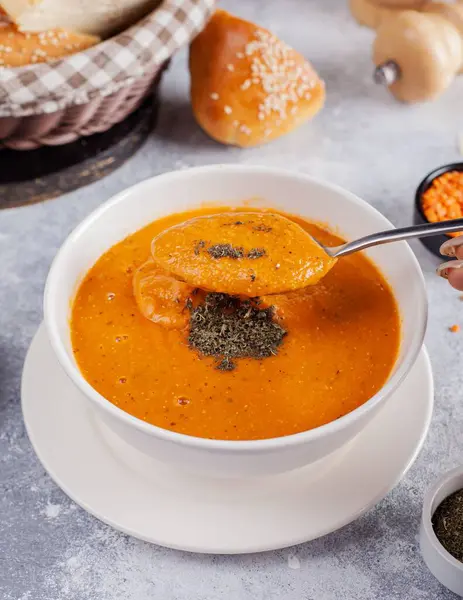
[414, 162, 463, 258]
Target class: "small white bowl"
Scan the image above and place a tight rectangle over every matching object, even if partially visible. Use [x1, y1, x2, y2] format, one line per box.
[43, 164, 427, 478]
[420, 466, 463, 597]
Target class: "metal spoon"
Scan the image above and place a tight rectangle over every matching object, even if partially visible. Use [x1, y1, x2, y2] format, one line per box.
[320, 218, 463, 259]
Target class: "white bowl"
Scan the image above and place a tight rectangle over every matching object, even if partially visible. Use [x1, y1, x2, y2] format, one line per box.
[44, 164, 427, 478]
[420, 466, 463, 597]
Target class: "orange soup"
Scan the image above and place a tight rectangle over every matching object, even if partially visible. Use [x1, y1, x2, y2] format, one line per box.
[150, 212, 336, 296]
[71, 208, 400, 441]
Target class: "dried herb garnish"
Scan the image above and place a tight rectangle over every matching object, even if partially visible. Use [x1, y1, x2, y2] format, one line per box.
[207, 244, 244, 259]
[432, 488, 463, 562]
[194, 240, 206, 255]
[206, 244, 266, 260]
[253, 224, 272, 233]
[247, 248, 266, 259]
[221, 220, 248, 227]
[188, 293, 287, 371]
[217, 357, 236, 371]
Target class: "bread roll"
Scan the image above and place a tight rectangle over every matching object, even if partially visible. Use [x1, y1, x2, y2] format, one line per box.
[189, 10, 325, 148]
[0, 0, 159, 38]
[0, 24, 99, 67]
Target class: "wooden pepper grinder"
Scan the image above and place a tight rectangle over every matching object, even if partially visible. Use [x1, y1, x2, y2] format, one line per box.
[350, 0, 425, 29]
[373, 3, 463, 102]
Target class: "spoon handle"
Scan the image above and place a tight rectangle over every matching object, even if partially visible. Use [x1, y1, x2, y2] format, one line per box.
[330, 218, 463, 258]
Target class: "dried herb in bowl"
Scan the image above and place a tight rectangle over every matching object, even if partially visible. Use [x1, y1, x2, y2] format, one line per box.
[432, 488, 463, 563]
[188, 292, 287, 371]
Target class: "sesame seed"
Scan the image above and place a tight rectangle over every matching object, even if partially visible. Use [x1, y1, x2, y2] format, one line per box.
[239, 29, 317, 125]
[227, 64, 234, 72]
[224, 105, 232, 115]
[232, 120, 239, 127]
[210, 92, 219, 100]
[240, 125, 251, 135]
[236, 52, 244, 58]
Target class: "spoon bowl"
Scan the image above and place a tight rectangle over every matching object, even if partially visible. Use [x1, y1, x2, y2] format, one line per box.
[150, 211, 335, 296]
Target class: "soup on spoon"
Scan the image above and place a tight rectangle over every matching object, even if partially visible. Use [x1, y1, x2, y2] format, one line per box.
[149, 212, 336, 296]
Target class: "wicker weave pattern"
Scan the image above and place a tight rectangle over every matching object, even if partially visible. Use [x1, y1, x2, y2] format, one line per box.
[0, 0, 214, 148]
[1, 64, 165, 149]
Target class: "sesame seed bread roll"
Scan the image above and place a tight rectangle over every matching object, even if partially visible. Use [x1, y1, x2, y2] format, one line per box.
[189, 10, 325, 148]
[0, 24, 99, 67]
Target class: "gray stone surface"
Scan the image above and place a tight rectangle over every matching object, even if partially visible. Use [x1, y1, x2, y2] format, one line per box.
[1, 0, 463, 598]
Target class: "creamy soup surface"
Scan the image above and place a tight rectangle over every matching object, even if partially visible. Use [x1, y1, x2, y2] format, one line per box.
[71, 207, 400, 441]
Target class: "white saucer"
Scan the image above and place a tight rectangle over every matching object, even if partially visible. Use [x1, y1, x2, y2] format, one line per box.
[22, 324, 434, 554]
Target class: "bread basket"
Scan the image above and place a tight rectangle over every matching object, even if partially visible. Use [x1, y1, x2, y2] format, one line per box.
[0, 0, 214, 150]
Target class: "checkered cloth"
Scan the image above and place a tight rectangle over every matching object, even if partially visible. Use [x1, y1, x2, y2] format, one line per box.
[0, 0, 214, 117]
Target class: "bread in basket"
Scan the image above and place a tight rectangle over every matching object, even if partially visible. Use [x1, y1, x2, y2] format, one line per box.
[0, 0, 214, 149]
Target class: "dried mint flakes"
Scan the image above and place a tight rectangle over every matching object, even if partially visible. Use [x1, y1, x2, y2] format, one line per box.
[432, 488, 463, 563]
[247, 248, 266, 259]
[188, 293, 287, 371]
[206, 244, 267, 260]
[207, 244, 244, 259]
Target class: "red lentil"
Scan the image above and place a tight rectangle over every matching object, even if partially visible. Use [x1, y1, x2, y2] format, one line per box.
[422, 171, 463, 238]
